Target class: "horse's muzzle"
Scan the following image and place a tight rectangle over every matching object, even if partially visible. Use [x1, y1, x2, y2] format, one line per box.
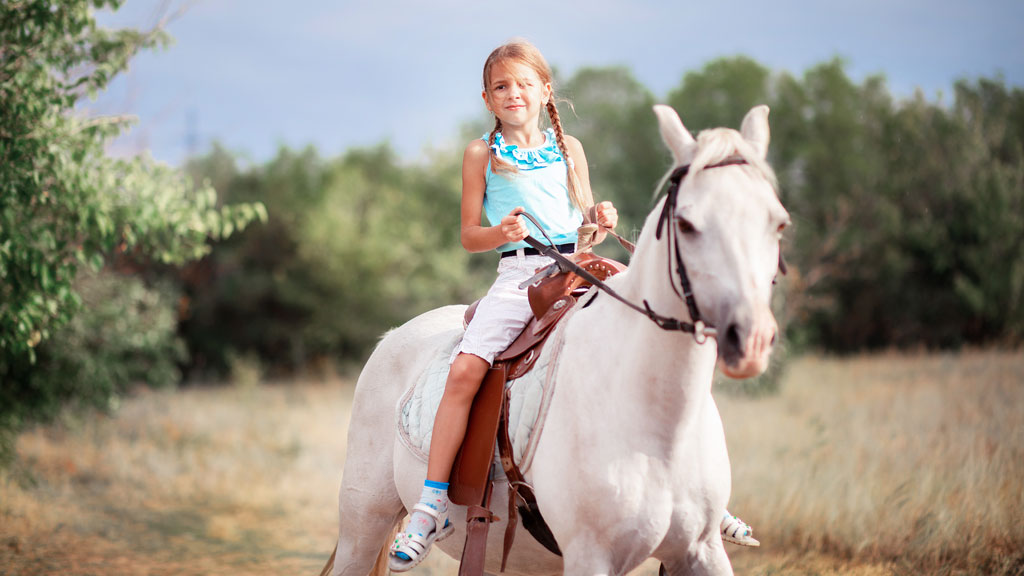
[717, 307, 777, 379]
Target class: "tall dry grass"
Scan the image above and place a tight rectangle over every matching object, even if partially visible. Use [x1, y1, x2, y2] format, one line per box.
[1, 351, 1020, 575]
[0, 382, 355, 575]
[721, 350, 1024, 575]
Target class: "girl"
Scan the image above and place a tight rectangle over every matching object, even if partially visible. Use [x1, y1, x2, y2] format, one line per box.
[389, 39, 755, 570]
[389, 38, 618, 571]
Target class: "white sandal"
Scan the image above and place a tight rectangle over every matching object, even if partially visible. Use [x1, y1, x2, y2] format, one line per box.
[388, 503, 455, 572]
[721, 513, 760, 547]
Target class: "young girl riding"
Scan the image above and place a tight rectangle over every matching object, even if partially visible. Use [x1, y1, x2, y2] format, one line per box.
[389, 39, 755, 571]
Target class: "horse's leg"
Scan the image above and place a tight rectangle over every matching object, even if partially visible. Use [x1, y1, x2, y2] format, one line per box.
[329, 370, 407, 575]
[558, 537, 615, 576]
[322, 307, 469, 575]
[658, 538, 733, 576]
[327, 460, 405, 576]
[328, 482, 405, 576]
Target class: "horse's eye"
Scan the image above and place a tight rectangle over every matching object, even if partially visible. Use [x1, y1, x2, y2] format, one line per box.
[677, 217, 696, 234]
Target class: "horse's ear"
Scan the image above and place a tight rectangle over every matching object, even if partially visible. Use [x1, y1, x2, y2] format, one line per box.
[740, 105, 770, 160]
[653, 104, 696, 166]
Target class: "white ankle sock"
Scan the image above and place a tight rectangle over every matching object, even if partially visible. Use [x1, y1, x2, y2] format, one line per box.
[406, 480, 449, 538]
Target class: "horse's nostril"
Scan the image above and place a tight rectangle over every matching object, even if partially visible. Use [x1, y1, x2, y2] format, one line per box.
[725, 324, 742, 355]
[770, 331, 777, 346]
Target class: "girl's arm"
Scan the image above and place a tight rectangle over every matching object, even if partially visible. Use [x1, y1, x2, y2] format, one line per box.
[459, 140, 528, 252]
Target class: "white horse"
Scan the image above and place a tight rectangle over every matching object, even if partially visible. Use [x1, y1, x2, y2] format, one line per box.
[323, 104, 789, 576]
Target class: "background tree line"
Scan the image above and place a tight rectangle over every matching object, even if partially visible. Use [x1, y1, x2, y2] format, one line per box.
[179, 56, 1021, 379]
[562, 58, 1023, 351]
[2, 1, 1021, 461]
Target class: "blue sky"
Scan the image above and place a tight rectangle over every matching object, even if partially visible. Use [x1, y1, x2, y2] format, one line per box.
[92, 0, 1024, 165]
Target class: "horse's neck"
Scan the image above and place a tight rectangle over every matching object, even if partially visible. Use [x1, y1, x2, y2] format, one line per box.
[560, 266, 718, 448]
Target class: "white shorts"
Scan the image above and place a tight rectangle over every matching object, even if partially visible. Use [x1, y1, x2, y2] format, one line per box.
[454, 253, 556, 365]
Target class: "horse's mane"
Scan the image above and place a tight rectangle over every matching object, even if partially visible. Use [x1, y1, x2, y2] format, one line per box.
[656, 128, 778, 197]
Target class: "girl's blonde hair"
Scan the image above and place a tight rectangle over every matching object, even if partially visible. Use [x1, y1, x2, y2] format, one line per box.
[482, 40, 589, 212]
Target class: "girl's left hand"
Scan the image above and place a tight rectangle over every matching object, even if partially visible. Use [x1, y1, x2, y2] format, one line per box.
[595, 201, 618, 230]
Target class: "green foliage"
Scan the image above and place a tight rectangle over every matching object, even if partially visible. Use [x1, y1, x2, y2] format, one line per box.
[667, 56, 772, 133]
[176, 58, 1022, 383]
[179, 144, 492, 377]
[773, 69, 1023, 349]
[561, 67, 665, 244]
[297, 148, 471, 356]
[45, 270, 185, 395]
[0, 270, 186, 462]
[0, 1, 264, 462]
[0, 0, 262, 362]
[655, 57, 1023, 350]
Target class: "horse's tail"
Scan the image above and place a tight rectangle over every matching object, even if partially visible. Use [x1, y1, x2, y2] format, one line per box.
[317, 518, 402, 576]
[318, 544, 337, 576]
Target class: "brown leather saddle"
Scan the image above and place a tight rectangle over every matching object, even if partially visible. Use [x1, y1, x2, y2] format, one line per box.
[445, 251, 626, 575]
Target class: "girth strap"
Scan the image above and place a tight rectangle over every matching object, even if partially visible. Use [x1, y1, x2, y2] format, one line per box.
[498, 384, 561, 571]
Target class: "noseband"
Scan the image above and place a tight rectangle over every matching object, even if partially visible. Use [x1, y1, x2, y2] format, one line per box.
[521, 155, 782, 345]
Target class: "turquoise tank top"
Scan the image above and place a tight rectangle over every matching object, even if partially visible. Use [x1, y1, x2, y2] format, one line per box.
[482, 128, 583, 253]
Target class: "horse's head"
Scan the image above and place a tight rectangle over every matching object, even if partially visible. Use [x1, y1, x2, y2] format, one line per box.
[642, 104, 789, 379]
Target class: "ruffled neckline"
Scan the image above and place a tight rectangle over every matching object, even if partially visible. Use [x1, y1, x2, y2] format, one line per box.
[487, 128, 563, 170]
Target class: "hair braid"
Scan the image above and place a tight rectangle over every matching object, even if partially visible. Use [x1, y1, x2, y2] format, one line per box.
[546, 100, 589, 212]
[488, 117, 516, 175]
[481, 40, 590, 212]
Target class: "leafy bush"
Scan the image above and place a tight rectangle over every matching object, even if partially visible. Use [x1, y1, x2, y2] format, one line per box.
[661, 58, 1023, 350]
[0, 1, 264, 463]
[0, 270, 185, 462]
[179, 144, 493, 378]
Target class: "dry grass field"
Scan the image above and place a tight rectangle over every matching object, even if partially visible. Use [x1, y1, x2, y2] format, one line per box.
[1, 350, 1021, 576]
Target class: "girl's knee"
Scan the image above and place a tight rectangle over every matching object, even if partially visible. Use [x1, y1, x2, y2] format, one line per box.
[444, 355, 489, 400]
[451, 353, 489, 377]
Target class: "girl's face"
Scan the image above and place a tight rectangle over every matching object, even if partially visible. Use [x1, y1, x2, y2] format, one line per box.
[482, 60, 552, 130]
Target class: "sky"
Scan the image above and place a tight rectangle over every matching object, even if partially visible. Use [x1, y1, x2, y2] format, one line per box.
[91, 0, 1024, 166]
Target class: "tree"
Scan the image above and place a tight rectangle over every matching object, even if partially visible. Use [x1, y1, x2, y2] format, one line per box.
[666, 56, 772, 134]
[0, 1, 264, 460]
[561, 66, 665, 244]
[178, 142, 490, 377]
[762, 62, 1024, 349]
[656, 57, 1023, 350]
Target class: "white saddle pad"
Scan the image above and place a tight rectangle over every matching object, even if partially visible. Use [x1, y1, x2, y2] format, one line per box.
[396, 312, 574, 474]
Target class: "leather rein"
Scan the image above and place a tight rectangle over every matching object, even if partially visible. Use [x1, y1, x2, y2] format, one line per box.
[520, 156, 751, 345]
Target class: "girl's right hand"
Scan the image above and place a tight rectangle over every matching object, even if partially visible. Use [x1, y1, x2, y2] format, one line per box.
[500, 207, 529, 243]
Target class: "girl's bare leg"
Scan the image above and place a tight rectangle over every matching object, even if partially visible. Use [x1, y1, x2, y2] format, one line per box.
[391, 352, 491, 567]
[427, 352, 490, 481]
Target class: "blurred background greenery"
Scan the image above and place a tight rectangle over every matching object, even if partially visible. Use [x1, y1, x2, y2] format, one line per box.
[154, 56, 1024, 379]
[2, 1, 1022, 460]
